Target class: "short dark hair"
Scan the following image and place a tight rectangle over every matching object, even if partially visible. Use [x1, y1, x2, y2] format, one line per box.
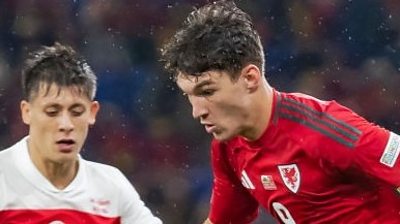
[22, 42, 97, 101]
[161, 0, 265, 79]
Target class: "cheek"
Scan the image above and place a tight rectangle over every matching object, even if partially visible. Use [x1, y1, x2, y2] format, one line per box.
[73, 113, 93, 127]
[30, 115, 55, 130]
[213, 102, 243, 120]
[73, 117, 89, 129]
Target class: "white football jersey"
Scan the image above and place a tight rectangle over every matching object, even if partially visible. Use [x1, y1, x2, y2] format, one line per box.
[0, 136, 162, 224]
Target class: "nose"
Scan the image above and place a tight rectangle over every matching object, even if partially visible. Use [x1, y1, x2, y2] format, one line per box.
[189, 96, 208, 119]
[58, 112, 74, 132]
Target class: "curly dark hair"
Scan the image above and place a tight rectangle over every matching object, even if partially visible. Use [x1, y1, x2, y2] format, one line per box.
[161, 0, 264, 79]
[22, 42, 97, 101]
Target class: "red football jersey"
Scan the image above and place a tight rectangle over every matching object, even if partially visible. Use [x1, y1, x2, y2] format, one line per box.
[209, 90, 400, 224]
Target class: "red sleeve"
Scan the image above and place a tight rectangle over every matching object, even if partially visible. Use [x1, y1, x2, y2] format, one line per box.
[208, 140, 259, 224]
[306, 100, 400, 187]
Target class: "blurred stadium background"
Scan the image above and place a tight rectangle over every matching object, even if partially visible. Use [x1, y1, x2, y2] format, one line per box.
[1, 0, 400, 223]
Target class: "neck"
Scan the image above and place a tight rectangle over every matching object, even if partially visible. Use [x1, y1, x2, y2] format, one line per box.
[242, 80, 273, 141]
[40, 160, 78, 190]
[28, 140, 78, 190]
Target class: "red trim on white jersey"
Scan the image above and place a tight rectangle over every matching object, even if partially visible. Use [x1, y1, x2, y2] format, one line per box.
[0, 209, 120, 224]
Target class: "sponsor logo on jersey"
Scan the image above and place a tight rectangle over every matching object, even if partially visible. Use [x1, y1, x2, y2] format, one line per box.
[380, 132, 400, 168]
[260, 175, 277, 190]
[241, 170, 255, 189]
[278, 164, 300, 193]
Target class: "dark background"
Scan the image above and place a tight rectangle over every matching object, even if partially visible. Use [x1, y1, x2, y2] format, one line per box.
[1, 0, 400, 223]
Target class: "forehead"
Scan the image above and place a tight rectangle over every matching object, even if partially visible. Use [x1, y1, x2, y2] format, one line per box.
[32, 83, 91, 103]
[176, 71, 225, 93]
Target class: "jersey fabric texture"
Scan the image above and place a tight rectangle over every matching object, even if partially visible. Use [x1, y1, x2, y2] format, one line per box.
[0, 136, 162, 224]
[209, 90, 400, 224]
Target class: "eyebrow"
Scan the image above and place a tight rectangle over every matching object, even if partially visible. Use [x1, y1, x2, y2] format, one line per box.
[43, 103, 61, 109]
[69, 104, 85, 110]
[43, 103, 85, 110]
[192, 80, 214, 92]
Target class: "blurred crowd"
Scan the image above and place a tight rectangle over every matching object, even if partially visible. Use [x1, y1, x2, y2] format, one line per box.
[0, 0, 399, 223]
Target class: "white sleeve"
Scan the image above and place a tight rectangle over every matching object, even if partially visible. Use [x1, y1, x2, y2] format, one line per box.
[0, 171, 4, 208]
[116, 171, 162, 224]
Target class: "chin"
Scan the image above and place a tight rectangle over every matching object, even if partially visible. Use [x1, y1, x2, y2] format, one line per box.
[213, 132, 236, 142]
[58, 153, 78, 161]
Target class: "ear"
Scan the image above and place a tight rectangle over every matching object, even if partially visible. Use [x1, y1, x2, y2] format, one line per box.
[240, 64, 262, 91]
[20, 100, 31, 125]
[88, 101, 100, 125]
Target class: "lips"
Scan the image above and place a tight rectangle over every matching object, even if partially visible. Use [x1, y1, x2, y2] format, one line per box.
[56, 139, 76, 152]
[204, 124, 216, 133]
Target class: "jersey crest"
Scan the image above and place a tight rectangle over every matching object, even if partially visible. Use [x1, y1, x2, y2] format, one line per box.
[278, 164, 300, 193]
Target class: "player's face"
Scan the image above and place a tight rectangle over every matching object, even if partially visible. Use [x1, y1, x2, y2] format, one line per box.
[176, 70, 250, 141]
[20, 83, 99, 164]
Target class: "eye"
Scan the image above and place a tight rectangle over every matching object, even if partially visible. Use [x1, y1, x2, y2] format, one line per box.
[71, 108, 85, 116]
[199, 89, 215, 97]
[44, 107, 60, 117]
[45, 110, 59, 117]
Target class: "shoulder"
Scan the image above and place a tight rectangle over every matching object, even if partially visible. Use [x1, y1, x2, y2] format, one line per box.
[274, 91, 365, 148]
[277, 91, 335, 112]
[0, 146, 14, 161]
[0, 140, 23, 169]
[276, 91, 360, 118]
[275, 91, 363, 127]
